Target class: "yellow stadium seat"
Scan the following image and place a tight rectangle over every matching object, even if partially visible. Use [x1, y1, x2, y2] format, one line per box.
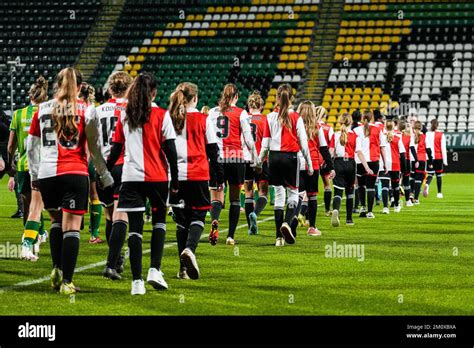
[277, 62, 286, 70]
[360, 102, 369, 109]
[130, 70, 138, 77]
[208, 6, 215, 13]
[296, 63, 304, 70]
[322, 102, 330, 109]
[148, 46, 157, 54]
[334, 88, 343, 95]
[333, 95, 342, 102]
[178, 38, 186, 45]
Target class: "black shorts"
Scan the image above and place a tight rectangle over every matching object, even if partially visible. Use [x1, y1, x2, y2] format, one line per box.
[389, 171, 401, 182]
[378, 170, 390, 181]
[333, 158, 356, 190]
[403, 159, 411, 176]
[17, 171, 31, 196]
[244, 162, 269, 183]
[268, 151, 299, 189]
[117, 181, 168, 212]
[97, 164, 123, 207]
[412, 161, 427, 175]
[210, 162, 245, 188]
[357, 162, 379, 177]
[299, 169, 319, 196]
[39, 174, 89, 215]
[175, 181, 211, 210]
[432, 159, 444, 174]
[320, 161, 331, 177]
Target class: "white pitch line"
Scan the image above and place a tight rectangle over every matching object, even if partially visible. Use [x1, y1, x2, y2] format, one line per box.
[0, 216, 275, 293]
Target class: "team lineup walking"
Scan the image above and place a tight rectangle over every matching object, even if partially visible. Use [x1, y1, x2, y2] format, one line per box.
[4, 68, 448, 296]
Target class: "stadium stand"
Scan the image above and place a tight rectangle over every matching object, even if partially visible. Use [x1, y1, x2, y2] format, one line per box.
[89, 0, 320, 114]
[2, 0, 473, 133]
[0, 1, 102, 111]
[322, 1, 474, 131]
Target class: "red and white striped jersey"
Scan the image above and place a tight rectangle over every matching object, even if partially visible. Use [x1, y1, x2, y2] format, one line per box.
[330, 129, 360, 159]
[401, 133, 411, 161]
[353, 123, 387, 162]
[411, 133, 427, 162]
[113, 105, 176, 182]
[261, 109, 312, 170]
[248, 112, 267, 156]
[28, 99, 89, 179]
[208, 105, 255, 161]
[319, 121, 334, 146]
[426, 130, 447, 165]
[385, 133, 406, 171]
[299, 127, 327, 170]
[169, 108, 217, 181]
[93, 98, 127, 165]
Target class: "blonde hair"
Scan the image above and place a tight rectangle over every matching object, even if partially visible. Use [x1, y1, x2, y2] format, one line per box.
[362, 110, 373, 137]
[29, 76, 48, 104]
[52, 67, 81, 142]
[201, 105, 210, 116]
[414, 120, 422, 144]
[169, 82, 198, 135]
[247, 90, 264, 111]
[276, 84, 293, 130]
[297, 100, 318, 139]
[219, 83, 238, 114]
[80, 82, 95, 105]
[338, 113, 352, 146]
[386, 119, 395, 143]
[108, 71, 132, 97]
[314, 105, 327, 123]
[399, 119, 410, 136]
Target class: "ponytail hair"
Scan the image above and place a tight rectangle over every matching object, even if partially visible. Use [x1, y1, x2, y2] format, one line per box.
[338, 113, 352, 146]
[297, 100, 318, 139]
[386, 119, 395, 143]
[362, 110, 373, 137]
[276, 84, 293, 130]
[52, 67, 81, 142]
[79, 82, 95, 105]
[29, 76, 48, 104]
[314, 105, 327, 123]
[219, 83, 239, 114]
[108, 71, 132, 98]
[414, 120, 422, 144]
[399, 119, 411, 136]
[125, 72, 157, 131]
[247, 90, 264, 112]
[169, 82, 198, 135]
[430, 119, 439, 132]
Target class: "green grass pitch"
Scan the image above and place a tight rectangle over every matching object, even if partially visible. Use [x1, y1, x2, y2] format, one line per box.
[0, 174, 473, 315]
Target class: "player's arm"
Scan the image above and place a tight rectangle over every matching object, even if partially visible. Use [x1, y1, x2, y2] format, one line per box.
[26, 111, 41, 182]
[398, 138, 407, 173]
[441, 133, 448, 166]
[258, 118, 270, 166]
[7, 111, 18, 172]
[296, 117, 313, 173]
[379, 129, 388, 171]
[205, 116, 224, 187]
[161, 113, 179, 192]
[328, 134, 335, 158]
[356, 136, 372, 175]
[318, 128, 333, 171]
[85, 106, 113, 187]
[240, 110, 260, 167]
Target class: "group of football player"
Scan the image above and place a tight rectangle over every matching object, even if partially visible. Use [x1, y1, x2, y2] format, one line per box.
[4, 68, 447, 295]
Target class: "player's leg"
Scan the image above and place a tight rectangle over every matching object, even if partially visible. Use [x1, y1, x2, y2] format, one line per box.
[146, 182, 169, 290]
[209, 166, 225, 245]
[357, 164, 367, 217]
[88, 179, 103, 244]
[366, 162, 379, 218]
[380, 172, 390, 213]
[273, 185, 286, 246]
[414, 162, 426, 203]
[435, 160, 444, 198]
[58, 175, 89, 294]
[322, 172, 332, 216]
[391, 172, 401, 212]
[226, 163, 245, 244]
[244, 169, 256, 234]
[180, 208, 207, 280]
[306, 169, 320, 236]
